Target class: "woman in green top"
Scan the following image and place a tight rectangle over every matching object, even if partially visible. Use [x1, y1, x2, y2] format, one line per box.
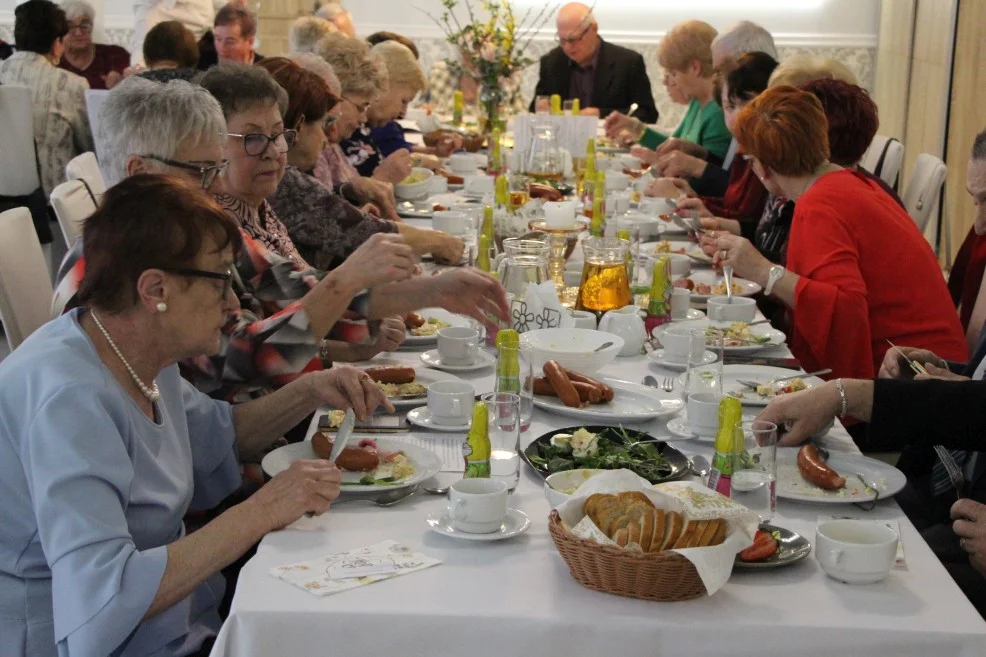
[604, 20, 731, 161]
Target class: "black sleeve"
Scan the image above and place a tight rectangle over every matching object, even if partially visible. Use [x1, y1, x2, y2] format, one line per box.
[866, 378, 986, 451]
[707, 151, 724, 168]
[628, 55, 658, 124]
[689, 163, 729, 197]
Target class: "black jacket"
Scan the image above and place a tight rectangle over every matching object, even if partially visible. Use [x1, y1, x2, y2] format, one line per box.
[529, 40, 658, 123]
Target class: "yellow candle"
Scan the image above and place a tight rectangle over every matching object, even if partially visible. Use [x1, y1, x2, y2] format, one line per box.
[550, 94, 562, 115]
[453, 90, 464, 124]
[571, 98, 580, 115]
[495, 175, 509, 206]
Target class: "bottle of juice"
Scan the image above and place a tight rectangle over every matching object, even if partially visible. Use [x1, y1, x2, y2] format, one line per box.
[644, 256, 671, 334]
[476, 234, 491, 272]
[495, 329, 520, 395]
[452, 90, 464, 125]
[481, 204, 495, 257]
[589, 170, 606, 237]
[707, 396, 743, 496]
[463, 402, 491, 478]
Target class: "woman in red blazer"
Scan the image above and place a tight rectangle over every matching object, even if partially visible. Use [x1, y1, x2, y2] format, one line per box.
[713, 86, 967, 380]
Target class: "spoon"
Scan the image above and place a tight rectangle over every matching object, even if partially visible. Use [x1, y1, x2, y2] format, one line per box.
[689, 454, 710, 478]
[723, 265, 735, 304]
[594, 341, 614, 352]
[626, 102, 639, 119]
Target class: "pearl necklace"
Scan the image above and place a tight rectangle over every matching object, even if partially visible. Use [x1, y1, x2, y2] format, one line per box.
[90, 311, 161, 403]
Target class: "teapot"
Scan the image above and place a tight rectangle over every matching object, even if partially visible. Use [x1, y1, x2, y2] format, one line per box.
[597, 305, 647, 357]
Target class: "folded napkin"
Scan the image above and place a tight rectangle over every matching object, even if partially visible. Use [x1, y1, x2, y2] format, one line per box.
[510, 281, 574, 334]
[270, 540, 441, 597]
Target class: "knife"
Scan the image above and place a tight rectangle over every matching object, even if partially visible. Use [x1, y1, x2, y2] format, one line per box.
[723, 356, 803, 370]
[328, 408, 356, 462]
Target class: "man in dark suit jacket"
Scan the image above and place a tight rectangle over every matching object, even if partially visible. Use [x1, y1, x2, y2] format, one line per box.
[530, 3, 657, 123]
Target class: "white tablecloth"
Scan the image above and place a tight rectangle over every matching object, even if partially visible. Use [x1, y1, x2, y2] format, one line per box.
[211, 341, 986, 656]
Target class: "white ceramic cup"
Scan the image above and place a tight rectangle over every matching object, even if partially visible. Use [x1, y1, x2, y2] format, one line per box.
[661, 324, 706, 362]
[707, 296, 756, 323]
[670, 288, 690, 320]
[447, 152, 477, 174]
[426, 380, 475, 426]
[449, 478, 508, 533]
[605, 171, 630, 191]
[432, 210, 470, 236]
[815, 519, 899, 584]
[686, 391, 721, 435]
[450, 203, 482, 225]
[465, 175, 494, 196]
[429, 175, 448, 195]
[639, 197, 676, 215]
[608, 191, 632, 215]
[570, 309, 597, 330]
[437, 326, 480, 365]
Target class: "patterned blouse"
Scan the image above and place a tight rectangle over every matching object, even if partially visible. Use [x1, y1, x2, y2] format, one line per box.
[340, 125, 382, 178]
[0, 52, 93, 197]
[269, 166, 399, 271]
[214, 194, 311, 271]
[52, 230, 372, 403]
[313, 142, 359, 190]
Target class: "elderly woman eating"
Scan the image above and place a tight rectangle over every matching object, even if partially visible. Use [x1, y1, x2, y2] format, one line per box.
[260, 57, 464, 269]
[57, 0, 130, 89]
[0, 174, 392, 657]
[712, 85, 966, 381]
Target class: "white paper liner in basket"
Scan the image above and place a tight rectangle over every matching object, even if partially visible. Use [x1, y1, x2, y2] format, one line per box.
[555, 470, 758, 595]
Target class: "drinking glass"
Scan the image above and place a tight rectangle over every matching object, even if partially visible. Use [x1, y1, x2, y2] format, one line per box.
[494, 345, 534, 431]
[731, 420, 778, 521]
[562, 99, 575, 114]
[683, 328, 723, 402]
[534, 95, 551, 114]
[526, 121, 563, 182]
[480, 392, 522, 491]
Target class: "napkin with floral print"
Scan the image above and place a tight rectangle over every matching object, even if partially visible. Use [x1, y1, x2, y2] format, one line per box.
[270, 540, 442, 597]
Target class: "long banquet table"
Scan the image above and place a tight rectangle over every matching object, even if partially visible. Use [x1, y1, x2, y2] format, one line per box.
[210, 198, 986, 657]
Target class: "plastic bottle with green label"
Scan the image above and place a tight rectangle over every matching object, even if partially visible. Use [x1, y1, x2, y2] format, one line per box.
[463, 402, 491, 478]
[707, 396, 743, 496]
[495, 329, 520, 395]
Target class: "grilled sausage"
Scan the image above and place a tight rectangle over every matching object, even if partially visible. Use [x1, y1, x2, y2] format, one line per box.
[533, 377, 602, 404]
[364, 366, 416, 385]
[562, 368, 615, 402]
[310, 432, 380, 472]
[543, 360, 583, 408]
[797, 444, 846, 490]
[404, 313, 425, 330]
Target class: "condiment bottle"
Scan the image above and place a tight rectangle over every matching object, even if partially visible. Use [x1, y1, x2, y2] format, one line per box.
[643, 255, 671, 334]
[463, 402, 491, 478]
[495, 329, 520, 395]
[589, 170, 606, 237]
[452, 90, 464, 125]
[707, 396, 743, 496]
[481, 204, 495, 255]
[476, 234, 491, 272]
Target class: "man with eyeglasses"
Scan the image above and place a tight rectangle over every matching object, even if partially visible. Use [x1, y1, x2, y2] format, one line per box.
[529, 2, 657, 123]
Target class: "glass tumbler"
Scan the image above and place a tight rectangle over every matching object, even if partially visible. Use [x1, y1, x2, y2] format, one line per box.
[480, 392, 522, 492]
[731, 420, 778, 521]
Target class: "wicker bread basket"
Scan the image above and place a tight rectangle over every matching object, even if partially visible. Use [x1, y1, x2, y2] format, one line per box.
[548, 510, 707, 602]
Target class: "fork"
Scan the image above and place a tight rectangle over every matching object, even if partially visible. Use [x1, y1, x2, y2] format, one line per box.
[853, 474, 880, 512]
[661, 376, 674, 392]
[933, 445, 965, 500]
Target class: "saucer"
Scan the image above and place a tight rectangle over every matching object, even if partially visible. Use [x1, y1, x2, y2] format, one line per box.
[420, 349, 496, 371]
[407, 406, 471, 432]
[647, 349, 718, 372]
[425, 508, 531, 541]
[666, 417, 712, 442]
[672, 308, 706, 322]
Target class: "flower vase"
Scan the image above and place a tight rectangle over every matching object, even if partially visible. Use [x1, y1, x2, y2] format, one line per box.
[478, 83, 506, 135]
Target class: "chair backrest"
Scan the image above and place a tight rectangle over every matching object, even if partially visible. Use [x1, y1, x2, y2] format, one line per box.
[50, 180, 97, 247]
[65, 152, 107, 199]
[902, 153, 948, 232]
[0, 86, 41, 197]
[0, 207, 55, 349]
[84, 89, 110, 159]
[861, 135, 905, 190]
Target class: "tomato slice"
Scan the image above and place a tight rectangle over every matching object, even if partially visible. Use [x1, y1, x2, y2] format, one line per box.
[739, 530, 779, 562]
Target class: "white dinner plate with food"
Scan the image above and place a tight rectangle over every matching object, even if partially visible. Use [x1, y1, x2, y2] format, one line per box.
[720, 365, 825, 407]
[676, 270, 762, 302]
[686, 246, 713, 266]
[372, 367, 464, 407]
[776, 447, 907, 503]
[402, 308, 471, 347]
[532, 377, 684, 423]
[261, 438, 442, 493]
[655, 319, 785, 354]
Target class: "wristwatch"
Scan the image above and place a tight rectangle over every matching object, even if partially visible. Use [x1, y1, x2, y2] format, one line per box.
[764, 265, 785, 296]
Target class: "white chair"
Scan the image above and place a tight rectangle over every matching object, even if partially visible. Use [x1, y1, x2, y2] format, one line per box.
[0, 208, 55, 350]
[861, 135, 905, 190]
[50, 180, 97, 247]
[902, 153, 948, 233]
[84, 89, 110, 158]
[65, 152, 107, 199]
[0, 85, 41, 197]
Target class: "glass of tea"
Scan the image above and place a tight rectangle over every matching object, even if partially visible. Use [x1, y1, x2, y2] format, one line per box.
[575, 237, 632, 313]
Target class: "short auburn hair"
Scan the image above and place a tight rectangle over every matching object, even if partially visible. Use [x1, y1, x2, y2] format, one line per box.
[658, 20, 717, 77]
[257, 57, 337, 128]
[79, 174, 241, 313]
[733, 86, 830, 177]
[801, 78, 878, 167]
[143, 20, 200, 68]
[214, 3, 256, 38]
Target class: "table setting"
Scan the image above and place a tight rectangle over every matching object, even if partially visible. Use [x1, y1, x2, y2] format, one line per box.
[208, 116, 986, 657]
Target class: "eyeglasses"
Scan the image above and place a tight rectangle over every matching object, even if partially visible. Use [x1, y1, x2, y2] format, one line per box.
[162, 268, 233, 299]
[68, 22, 93, 34]
[322, 113, 338, 131]
[555, 13, 594, 45]
[341, 96, 370, 116]
[227, 131, 298, 156]
[141, 155, 229, 189]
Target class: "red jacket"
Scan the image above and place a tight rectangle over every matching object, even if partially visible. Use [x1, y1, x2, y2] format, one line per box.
[787, 170, 967, 379]
[700, 156, 768, 234]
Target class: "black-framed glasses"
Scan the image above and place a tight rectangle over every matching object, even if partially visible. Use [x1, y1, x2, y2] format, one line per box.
[162, 268, 233, 299]
[141, 155, 228, 189]
[68, 21, 93, 34]
[227, 130, 298, 156]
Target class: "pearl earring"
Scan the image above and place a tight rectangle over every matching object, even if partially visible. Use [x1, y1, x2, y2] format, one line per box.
[156, 302, 168, 312]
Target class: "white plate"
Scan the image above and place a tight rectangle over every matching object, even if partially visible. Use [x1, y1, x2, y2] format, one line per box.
[654, 319, 785, 354]
[402, 308, 471, 347]
[532, 377, 684, 423]
[680, 270, 762, 302]
[420, 349, 495, 371]
[425, 508, 531, 541]
[261, 438, 442, 492]
[673, 308, 706, 322]
[381, 368, 465, 407]
[406, 406, 471, 432]
[647, 349, 717, 371]
[717, 365, 825, 407]
[776, 448, 907, 503]
[686, 246, 713, 266]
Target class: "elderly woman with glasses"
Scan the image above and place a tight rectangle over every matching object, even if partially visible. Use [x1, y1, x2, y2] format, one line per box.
[57, 0, 130, 89]
[261, 57, 465, 271]
[0, 174, 393, 657]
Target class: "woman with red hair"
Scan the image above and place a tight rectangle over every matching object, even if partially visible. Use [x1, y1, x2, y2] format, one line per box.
[713, 86, 966, 382]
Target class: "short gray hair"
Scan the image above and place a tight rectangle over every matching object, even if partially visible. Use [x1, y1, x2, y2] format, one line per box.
[973, 130, 986, 160]
[60, 0, 95, 22]
[289, 52, 341, 96]
[199, 62, 289, 121]
[96, 77, 226, 186]
[712, 20, 778, 61]
[289, 16, 336, 53]
[314, 32, 387, 97]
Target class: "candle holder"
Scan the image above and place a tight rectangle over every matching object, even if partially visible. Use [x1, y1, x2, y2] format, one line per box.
[528, 220, 583, 308]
